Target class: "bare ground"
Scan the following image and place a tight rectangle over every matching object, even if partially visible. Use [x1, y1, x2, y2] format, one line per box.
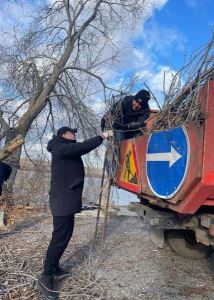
[0, 209, 213, 300]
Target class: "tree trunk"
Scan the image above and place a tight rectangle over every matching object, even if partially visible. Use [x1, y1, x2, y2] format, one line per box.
[3, 131, 23, 205]
[6, 148, 21, 188]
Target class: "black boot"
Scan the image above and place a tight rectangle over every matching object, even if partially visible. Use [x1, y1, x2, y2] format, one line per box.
[52, 266, 70, 279]
[37, 273, 58, 300]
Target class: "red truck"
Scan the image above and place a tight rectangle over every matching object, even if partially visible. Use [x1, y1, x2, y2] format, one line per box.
[114, 80, 214, 259]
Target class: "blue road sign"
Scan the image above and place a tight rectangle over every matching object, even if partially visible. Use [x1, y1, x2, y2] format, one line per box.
[146, 126, 189, 199]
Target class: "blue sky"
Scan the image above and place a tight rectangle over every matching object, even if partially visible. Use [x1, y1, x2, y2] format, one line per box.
[0, 0, 213, 109]
[0, 0, 213, 156]
[149, 0, 214, 67]
[106, 0, 214, 108]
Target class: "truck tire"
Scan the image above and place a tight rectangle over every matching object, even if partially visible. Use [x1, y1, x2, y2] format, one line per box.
[165, 230, 213, 259]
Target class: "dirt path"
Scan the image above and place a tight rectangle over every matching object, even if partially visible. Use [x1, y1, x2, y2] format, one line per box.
[0, 210, 213, 300]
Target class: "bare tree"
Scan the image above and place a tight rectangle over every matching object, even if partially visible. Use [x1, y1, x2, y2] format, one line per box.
[0, 0, 147, 195]
[149, 34, 214, 131]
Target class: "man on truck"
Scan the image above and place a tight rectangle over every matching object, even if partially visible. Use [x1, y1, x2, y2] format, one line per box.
[101, 89, 151, 140]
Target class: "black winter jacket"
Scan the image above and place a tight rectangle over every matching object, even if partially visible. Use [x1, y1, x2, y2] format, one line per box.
[0, 161, 12, 187]
[101, 96, 150, 131]
[47, 135, 103, 216]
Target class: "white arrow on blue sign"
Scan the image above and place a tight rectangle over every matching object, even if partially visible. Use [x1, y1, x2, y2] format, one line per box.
[146, 126, 189, 199]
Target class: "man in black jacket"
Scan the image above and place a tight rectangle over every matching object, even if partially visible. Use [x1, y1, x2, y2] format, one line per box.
[101, 89, 150, 140]
[0, 161, 12, 196]
[38, 127, 111, 300]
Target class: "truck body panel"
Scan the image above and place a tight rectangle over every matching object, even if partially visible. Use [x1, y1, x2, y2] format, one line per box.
[116, 80, 214, 214]
[113, 80, 214, 249]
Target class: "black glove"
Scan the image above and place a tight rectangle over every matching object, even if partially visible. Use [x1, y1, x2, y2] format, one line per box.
[127, 122, 143, 130]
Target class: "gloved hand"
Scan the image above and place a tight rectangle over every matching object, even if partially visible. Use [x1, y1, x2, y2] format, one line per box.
[100, 130, 114, 139]
[127, 122, 142, 130]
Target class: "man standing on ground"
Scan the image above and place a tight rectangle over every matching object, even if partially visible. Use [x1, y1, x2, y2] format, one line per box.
[0, 161, 12, 196]
[38, 127, 112, 299]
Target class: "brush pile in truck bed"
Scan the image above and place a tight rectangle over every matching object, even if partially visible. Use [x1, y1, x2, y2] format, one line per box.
[149, 34, 214, 132]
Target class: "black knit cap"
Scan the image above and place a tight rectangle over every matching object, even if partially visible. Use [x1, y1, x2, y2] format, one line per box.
[57, 126, 77, 137]
[134, 89, 150, 104]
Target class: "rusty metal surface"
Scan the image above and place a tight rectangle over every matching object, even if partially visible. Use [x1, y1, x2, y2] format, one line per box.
[170, 80, 214, 213]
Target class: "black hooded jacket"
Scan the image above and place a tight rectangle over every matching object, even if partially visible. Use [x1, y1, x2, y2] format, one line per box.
[0, 161, 12, 193]
[101, 95, 150, 131]
[47, 135, 103, 216]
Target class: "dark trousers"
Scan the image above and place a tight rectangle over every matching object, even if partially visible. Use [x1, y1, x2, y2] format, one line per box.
[114, 128, 145, 141]
[44, 215, 75, 276]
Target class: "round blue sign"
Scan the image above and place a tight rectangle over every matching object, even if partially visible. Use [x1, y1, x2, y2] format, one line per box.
[146, 126, 189, 199]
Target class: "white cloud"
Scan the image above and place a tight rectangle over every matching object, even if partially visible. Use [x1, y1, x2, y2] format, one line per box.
[185, 0, 202, 8]
[92, 0, 183, 90]
[98, 0, 186, 110]
[91, 99, 106, 115]
[134, 65, 179, 109]
[1, 1, 174, 122]
[76, 0, 174, 114]
[143, 0, 169, 17]
[148, 65, 177, 92]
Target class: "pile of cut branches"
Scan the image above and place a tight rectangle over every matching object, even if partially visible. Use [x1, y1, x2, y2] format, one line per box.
[0, 228, 108, 300]
[149, 33, 214, 132]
